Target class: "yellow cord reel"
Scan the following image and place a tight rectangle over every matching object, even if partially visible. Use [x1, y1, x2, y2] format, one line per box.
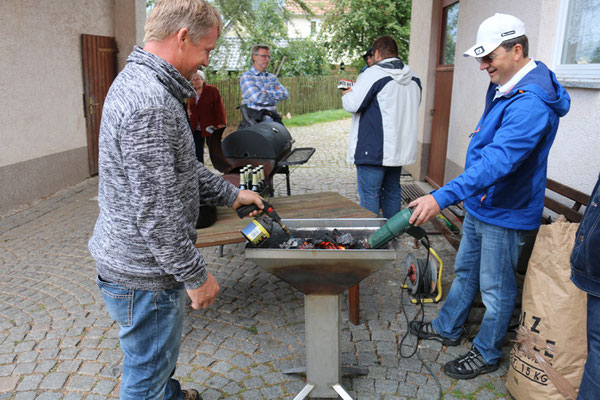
[402, 247, 443, 304]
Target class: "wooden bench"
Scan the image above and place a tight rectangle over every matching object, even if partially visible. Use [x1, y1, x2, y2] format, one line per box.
[543, 178, 590, 223]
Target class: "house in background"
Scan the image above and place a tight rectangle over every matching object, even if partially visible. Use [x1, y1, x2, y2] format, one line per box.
[210, 0, 333, 73]
[0, 0, 146, 216]
[407, 0, 600, 199]
[285, 0, 332, 39]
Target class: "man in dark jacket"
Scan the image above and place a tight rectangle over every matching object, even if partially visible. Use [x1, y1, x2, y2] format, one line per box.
[570, 173, 600, 399]
[88, 1, 262, 399]
[408, 14, 570, 379]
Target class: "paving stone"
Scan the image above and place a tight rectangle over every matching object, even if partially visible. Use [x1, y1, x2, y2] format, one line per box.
[66, 374, 97, 391]
[240, 389, 262, 400]
[0, 365, 15, 377]
[0, 375, 19, 392]
[39, 372, 69, 390]
[375, 378, 398, 394]
[14, 392, 36, 400]
[243, 376, 264, 390]
[92, 379, 118, 395]
[34, 360, 57, 373]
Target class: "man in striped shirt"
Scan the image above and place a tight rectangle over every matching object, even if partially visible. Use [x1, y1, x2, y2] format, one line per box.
[239, 44, 289, 127]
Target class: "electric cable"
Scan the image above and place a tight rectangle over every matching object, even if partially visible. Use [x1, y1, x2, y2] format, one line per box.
[398, 234, 442, 400]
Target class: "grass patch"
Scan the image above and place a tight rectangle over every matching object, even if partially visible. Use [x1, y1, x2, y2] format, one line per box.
[244, 325, 258, 334]
[283, 109, 351, 127]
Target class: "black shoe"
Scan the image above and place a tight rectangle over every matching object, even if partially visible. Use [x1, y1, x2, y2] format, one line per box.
[443, 346, 499, 380]
[409, 321, 461, 346]
[182, 389, 202, 400]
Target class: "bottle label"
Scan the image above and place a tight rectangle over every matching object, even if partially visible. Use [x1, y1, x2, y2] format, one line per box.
[241, 219, 271, 245]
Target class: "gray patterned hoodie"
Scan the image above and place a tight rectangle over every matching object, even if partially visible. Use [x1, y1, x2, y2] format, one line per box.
[88, 46, 239, 291]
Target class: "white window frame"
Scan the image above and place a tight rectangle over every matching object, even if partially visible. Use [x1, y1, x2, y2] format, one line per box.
[552, 0, 600, 85]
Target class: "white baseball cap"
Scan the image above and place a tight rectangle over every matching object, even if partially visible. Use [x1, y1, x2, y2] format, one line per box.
[463, 13, 526, 58]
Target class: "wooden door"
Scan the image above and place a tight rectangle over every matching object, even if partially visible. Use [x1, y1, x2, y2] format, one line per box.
[426, 0, 459, 188]
[81, 34, 117, 176]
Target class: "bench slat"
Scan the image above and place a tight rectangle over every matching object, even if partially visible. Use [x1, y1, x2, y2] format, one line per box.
[544, 196, 584, 223]
[546, 179, 590, 207]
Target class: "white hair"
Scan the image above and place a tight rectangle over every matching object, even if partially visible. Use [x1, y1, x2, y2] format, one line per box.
[193, 70, 206, 80]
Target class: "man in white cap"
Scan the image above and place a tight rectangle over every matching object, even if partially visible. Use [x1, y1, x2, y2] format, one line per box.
[407, 14, 571, 379]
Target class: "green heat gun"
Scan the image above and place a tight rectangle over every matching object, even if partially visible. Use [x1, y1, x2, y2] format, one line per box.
[367, 208, 427, 249]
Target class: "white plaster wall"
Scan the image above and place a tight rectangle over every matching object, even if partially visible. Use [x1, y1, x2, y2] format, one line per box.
[0, 0, 114, 168]
[288, 16, 320, 39]
[409, 0, 438, 146]
[115, 0, 146, 70]
[548, 89, 600, 195]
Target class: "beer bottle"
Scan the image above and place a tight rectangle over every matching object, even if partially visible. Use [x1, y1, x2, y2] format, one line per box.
[245, 165, 253, 187]
[251, 169, 259, 192]
[258, 166, 266, 192]
[239, 167, 247, 190]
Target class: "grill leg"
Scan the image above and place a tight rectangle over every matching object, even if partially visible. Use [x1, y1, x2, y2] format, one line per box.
[284, 166, 291, 196]
[305, 294, 341, 398]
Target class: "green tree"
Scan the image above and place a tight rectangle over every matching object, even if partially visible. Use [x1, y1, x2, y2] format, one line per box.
[272, 39, 330, 76]
[146, 0, 328, 76]
[321, 0, 412, 61]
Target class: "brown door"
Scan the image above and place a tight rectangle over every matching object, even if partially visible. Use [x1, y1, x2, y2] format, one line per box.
[426, 0, 459, 188]
[81, 34, 118, 176]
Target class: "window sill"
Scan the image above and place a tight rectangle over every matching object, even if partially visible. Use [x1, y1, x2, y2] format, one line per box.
[557, 79, 600, 89]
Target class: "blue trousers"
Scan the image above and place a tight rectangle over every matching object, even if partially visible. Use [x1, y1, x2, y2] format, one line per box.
[578, 293, 600, 399]
[356, 165, 402, 218]
[432, 213, 524, 364]
[97, 276, 186, 400]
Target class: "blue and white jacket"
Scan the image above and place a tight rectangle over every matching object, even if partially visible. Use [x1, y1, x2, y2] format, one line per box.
[343, 58, 421, 166]
[433, 61, 570, 230]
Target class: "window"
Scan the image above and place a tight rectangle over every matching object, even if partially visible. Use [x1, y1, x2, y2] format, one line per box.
[553, 0, 600, 85]
[440, 2, 459, 65]
[310, 20, 317, 35]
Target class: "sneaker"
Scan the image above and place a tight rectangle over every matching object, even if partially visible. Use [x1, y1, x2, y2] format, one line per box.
[409, 321, 461, 346]
[182, 389, 202, 400]
[444, 346, 499, 379]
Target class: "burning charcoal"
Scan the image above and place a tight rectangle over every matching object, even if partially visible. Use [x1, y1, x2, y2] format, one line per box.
[300, 241, 315, 249]
[314, 231, 337, 243]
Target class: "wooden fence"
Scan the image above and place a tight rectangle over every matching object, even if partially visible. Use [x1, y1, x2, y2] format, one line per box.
[212, 74, 348, 126]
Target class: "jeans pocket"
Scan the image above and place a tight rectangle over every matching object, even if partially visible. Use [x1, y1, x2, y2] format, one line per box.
[97, 275, 134, 327]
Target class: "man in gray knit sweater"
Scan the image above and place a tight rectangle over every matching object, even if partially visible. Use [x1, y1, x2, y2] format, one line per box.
[88, 1, 262, 399]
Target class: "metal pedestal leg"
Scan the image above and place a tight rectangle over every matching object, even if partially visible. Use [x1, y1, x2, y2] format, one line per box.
[287, 294, 355, 399]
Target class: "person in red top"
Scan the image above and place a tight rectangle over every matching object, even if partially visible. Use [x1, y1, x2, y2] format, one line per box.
[187, 70, 226, 163]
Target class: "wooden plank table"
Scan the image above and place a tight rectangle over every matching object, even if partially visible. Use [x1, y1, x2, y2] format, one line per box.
[195, 191, 376, 325]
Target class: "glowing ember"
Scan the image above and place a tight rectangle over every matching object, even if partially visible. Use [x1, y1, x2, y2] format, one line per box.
[317, 241, 345, 250]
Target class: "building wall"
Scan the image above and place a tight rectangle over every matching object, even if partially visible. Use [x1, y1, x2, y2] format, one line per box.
[287, 15, 320, 39]
[0, 0, 144, 215]
[410, 0, 600, 197]
[406, 1, 439, 181]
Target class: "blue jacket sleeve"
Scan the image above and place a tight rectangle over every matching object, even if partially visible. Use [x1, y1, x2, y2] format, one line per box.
[433, 95, 552, 209]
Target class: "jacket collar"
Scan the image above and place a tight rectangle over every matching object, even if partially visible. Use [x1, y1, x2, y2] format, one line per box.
[128, 46, 195, 102]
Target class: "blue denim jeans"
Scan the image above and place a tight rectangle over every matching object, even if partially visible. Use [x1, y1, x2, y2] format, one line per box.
[432, 213, 524, 364]
[578, 293, 600, 399]
[97, 276, 186, 400]
[356, 165, 402, 218]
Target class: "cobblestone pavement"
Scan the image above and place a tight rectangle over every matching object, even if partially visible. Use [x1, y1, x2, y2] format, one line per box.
[0, 119, 514, 399]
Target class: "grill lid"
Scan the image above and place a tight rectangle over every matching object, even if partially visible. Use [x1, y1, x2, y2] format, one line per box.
[222, 121, 292, 159]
